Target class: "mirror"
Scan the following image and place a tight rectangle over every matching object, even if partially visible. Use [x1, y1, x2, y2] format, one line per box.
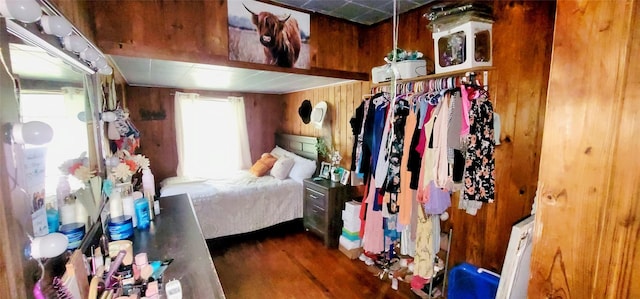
[4, 17, 107, 244]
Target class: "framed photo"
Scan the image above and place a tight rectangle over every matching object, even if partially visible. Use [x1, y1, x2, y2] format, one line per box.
[340, 168, 350, 185]
[319, 162, 331, 179]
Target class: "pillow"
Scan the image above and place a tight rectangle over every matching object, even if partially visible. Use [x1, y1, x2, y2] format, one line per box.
[269, 145, 292, 159]
[159, 176, 208, 188]
[270, 157, 295, 180]
[288, 154, 317, 183]
[249, 153, 278, 177]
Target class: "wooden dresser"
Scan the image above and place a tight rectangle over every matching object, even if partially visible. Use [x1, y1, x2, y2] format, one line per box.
[303, 177, 351, 248]
[132, 194, 226, 298]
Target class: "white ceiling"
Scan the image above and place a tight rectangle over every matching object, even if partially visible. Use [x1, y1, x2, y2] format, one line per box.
[272, 0, 435, 25]
[9, 43, 84, 84]
[109, 0, 434, 95]
[109, 55, 354, 95]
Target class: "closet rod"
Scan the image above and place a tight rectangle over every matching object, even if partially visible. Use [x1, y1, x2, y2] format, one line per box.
[370, 66, 494, 88]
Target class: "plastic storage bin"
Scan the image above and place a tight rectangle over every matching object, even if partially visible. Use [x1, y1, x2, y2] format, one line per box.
[448, 262, 500, 299]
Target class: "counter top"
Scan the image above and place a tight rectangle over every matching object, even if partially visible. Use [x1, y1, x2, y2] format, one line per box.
[132, 194, 226, 298]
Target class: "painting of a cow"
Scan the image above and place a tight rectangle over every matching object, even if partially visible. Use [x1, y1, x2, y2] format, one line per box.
[228, 1, 310, 69]
[243, 4, 301, 67]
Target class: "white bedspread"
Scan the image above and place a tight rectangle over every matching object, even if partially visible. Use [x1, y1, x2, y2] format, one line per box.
[160, 171, 303, 239]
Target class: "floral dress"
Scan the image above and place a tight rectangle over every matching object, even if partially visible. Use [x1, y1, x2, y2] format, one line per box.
[463, 90, 495, 203]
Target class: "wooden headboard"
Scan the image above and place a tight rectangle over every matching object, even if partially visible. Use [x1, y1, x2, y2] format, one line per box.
[275, 133, 319, 162]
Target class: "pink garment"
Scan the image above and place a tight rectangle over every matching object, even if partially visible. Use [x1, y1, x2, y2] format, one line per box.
[432, 95, 451, 188]
[460, 85, 472, 136]
[362, 177, 385, 254]
[414, 104, 434, 156]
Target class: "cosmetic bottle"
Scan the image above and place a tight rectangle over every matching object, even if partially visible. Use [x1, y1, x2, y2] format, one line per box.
[46, 204, 59, 233]
[135, 197, 150, 230]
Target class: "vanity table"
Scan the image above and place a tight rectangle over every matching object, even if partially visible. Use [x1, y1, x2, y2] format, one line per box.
[131, 194, 226, 298]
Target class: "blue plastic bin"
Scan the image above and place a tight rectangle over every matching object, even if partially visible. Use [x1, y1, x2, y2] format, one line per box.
[447, 262, 500, 299]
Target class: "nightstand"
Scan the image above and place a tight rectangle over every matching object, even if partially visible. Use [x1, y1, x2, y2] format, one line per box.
[303, 177, 351, 248]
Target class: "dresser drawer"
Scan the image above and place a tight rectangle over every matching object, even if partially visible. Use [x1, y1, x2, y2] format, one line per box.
[303, 203, 326, 235]
[305, 187, 326, 209]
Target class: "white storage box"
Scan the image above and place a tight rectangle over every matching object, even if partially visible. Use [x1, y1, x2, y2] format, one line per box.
[343, 200, 361, 216]
[372, 60, 428, 83]
[372, 64, 392, 83]
[432, 20, 492, 73]
[342, 217, 361, 233]
[396, 60, 427, 79]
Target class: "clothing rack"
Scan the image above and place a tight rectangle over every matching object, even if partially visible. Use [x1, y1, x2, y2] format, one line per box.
[369, 67, 491, 96]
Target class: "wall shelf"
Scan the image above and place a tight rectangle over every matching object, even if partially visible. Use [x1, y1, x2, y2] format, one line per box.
[370, 66, 494, 88]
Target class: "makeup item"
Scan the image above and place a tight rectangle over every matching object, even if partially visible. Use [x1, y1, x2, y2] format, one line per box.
[135, 252, 149, 281]
[135, 252, 148, 267]
[151, 258, 173, 280]
[109, 189, 124, 218]
[142, 168, 156, 220]
[108, 240, 134, 266]
[93, 247, 104, 276]
[165, 279, 182, 299]
[46, 207, 60, 233]
[154, 200, 160, 215]
[122, 194, 137, 227]
[107, 216, 133, 241]
[105, 250, 127, 290]
[140, 264, 154, 281]
[134, 198, 150, 230]
[59, 222, 85, 250]
[145, 280, 159, 298]
[59, 202, 76, 225]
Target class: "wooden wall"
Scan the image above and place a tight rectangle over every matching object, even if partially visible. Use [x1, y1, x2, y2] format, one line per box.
[280, 1, 556, 274]
[126, 86, 283, 184]
[281, 81, 371, 167]
[87, 0, 367, 80]
[530, 0, 640, 297]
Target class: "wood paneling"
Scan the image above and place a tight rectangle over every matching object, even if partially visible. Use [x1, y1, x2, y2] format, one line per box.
[281, 81, 370, 168]
[530, 0, 640, 297]
[280, 1, 555, 275]
[360, 5, 435, 73]
[88, 0, 368, 80]
[126, 86, 283, 184]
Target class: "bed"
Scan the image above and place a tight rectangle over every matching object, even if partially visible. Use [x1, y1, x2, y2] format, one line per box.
[160, 133, 319, 239]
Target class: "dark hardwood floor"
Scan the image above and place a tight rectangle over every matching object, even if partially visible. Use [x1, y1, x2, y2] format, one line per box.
[207, 220, 420, 299]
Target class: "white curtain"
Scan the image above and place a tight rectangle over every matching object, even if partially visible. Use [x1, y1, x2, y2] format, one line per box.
[229, 96, 252, 170]
[174, 92, 251, 178]
[174, 91, 199, 177]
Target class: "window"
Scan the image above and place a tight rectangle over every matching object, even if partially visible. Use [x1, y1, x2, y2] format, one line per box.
[19, 89, 89, 198]
[174, 93, 251, 179]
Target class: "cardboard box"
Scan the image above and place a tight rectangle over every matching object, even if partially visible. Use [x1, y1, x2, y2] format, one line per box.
[339, 244, 363, 260]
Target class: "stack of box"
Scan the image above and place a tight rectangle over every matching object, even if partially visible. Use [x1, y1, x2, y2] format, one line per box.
[339, 200, 362, 259]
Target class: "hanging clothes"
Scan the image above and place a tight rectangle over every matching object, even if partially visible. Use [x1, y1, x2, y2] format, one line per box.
[361, 177, 385, 254]
[462, 87, 495, 203]
[413, 209, 435, 279]
[398, 107, 418, 226]
[350, 98, 367, 172]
